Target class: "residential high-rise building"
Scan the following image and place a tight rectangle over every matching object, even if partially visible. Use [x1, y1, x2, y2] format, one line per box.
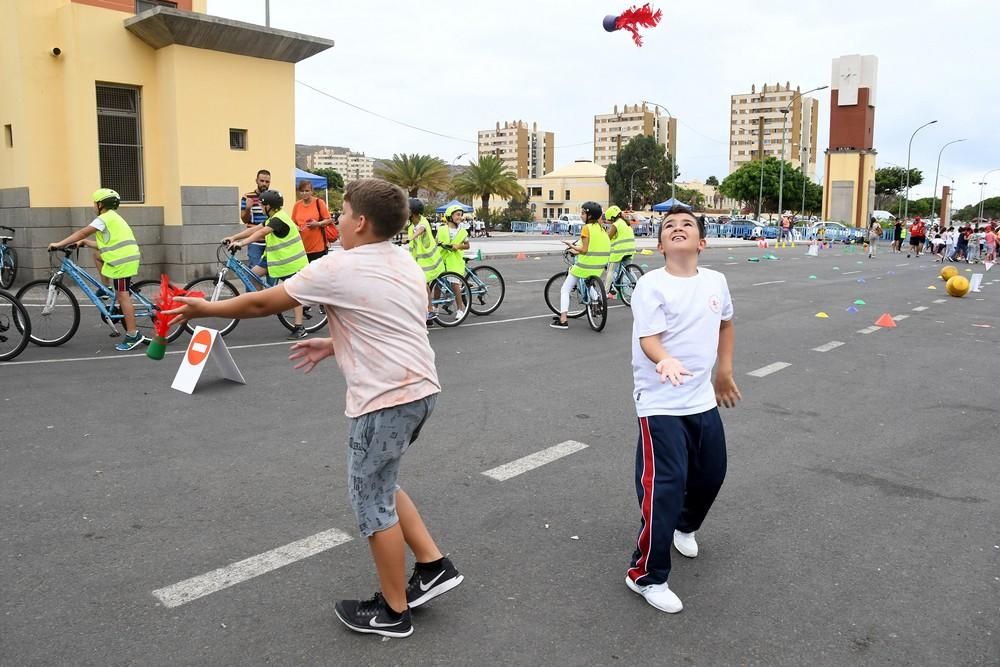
[304, 147, 375, 181]
[729, 82, 819, 178]
[477, 121, 554, 179]
[593, 103, 676, 168]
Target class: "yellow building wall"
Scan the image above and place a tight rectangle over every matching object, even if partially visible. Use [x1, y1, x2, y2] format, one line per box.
[823, 152, 877, 227]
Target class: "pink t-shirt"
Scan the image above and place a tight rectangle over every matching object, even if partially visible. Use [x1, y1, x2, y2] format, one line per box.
[986, 231, 996, 248]
[283, 241, 440, 418]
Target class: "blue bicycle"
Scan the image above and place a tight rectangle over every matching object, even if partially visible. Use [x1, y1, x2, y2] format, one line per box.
[182, 243, 328, 337]
[543, 250, 608, 332]
[0, 225, 17, 289]
[462, 256, 505, 316]
[15, 246, 177, 346]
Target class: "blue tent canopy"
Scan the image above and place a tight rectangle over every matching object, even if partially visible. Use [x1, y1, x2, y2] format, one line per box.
[435, 199, 474, 214]
[652, 198, 692, 212]
[295, 168, 327, 190]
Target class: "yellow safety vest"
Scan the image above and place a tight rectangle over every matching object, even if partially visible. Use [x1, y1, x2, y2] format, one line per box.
[570, 223, 611, 279]
[264, 209, 308, 278]
[95, 210, 141, 279]
[609, 219, 636, 263]
[408, 216, 444, 282]
[436, 224, 468, 275]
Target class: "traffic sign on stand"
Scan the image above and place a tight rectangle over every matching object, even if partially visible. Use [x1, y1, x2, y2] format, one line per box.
[171, 326, 246, 394]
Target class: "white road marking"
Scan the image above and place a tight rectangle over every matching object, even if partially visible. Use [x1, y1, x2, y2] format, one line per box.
[857, 326, 880, 334]
[812, 341, 845, 352]
[892, 314, 909, 322]
[443, 306, 626, 330]
[152, 528, 353, 608]
[482, 440, 589, 481]
[912, 306, 928, 312]
[752, 280, 786, 286]
[747, 362, 791, 378]
[842, 270, 861, 275]
[895, 263, 909, 267]
[932, 299, 947, 304]
[515, 279, 549, 284]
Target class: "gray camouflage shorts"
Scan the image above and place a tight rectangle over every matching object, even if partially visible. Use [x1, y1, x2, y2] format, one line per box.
[347, 394, 437, 537]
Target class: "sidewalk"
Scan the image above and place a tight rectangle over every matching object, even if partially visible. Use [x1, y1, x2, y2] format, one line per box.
[468, 233, 760, 259]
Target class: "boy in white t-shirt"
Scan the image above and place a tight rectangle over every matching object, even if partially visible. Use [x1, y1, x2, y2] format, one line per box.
[625, 205, 742, 614]
[165, 179, 462, 639]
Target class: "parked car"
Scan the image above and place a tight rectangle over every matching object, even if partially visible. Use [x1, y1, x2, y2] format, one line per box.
[801, 221, 865, 243]
[558, 214, 583, 224]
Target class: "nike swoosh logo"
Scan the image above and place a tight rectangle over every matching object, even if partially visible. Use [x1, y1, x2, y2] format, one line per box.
[369, 617, 401, 628]
[419, 571, 446, 592]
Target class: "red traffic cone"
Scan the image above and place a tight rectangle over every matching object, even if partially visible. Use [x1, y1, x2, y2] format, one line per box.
[874, 313, 897, 328]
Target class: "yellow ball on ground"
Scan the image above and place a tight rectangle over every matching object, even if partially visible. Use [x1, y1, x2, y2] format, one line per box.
[946, 275, 970, 297]
[940, 265, 958, 281]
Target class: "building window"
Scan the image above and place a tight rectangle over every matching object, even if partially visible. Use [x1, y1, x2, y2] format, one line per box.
[548, 190, 554, 201]
[136, 0, 178, 12]
[565, 190, 571, 200]
[96, 83, 143, 203]
[3, 124, 11, 148]
[229, 128, 247, 150]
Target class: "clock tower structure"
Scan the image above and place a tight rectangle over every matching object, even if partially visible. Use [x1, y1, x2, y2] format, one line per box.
[822, 55, 879, 227]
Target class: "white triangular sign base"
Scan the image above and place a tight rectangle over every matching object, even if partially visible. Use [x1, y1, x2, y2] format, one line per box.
[171, 326, 246, 394]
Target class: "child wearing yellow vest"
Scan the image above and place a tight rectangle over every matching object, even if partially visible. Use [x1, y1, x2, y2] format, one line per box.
[551, 201, 611, 330]
[436, 205, 470, 313]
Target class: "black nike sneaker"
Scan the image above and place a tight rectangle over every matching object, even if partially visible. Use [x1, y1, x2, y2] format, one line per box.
[334, 592, 412, 638]
[406, 556, 464, 608]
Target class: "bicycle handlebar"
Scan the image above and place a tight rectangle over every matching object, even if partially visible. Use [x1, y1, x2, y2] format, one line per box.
[48, 244, 78, 254]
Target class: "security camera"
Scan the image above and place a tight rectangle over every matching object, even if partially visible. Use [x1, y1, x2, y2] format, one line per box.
[50, 47, 62, 57]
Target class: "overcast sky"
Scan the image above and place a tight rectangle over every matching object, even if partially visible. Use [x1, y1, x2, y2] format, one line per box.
[209, 0, 999, 208]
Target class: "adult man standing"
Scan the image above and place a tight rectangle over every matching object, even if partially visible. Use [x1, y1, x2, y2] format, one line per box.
[241, 169, 271, 272]
[907, 216, 926, 258]
[780, 213, 792, 244]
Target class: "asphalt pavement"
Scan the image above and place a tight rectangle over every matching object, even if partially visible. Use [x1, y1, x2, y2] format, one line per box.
[2, 243, 998, 666]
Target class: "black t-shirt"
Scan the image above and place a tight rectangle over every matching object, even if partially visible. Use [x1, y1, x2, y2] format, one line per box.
[893, 223, 902, 239]
[266, 216, 290, 239]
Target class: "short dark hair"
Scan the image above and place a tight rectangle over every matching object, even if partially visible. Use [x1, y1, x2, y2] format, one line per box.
[659, 205, 706, 239]
[344, 178, 408, 239]
[257, 169, 271, 178]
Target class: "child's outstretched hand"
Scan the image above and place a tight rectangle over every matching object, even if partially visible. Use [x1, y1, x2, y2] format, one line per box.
[655, 357, 692, 386]
[162, 295, 209, 328]
[715, 372, 742, 408]
[289, 338, 335, 374]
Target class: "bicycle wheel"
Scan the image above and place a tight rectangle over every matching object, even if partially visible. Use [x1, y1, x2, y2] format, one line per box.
[431, 272, 471, 327]
[468, 265, 505, 316]
[544, 272, 586, 319]
[182, 277, 240, 336]
[132, 279, 186, 343]
[16, 279, 80, 346]
[0, 248, 16, 289]
[585, 277, 608, 332]
[617, 264, 645, 307]
[277, 302, 328, 334]
[0, 290, 30, 361]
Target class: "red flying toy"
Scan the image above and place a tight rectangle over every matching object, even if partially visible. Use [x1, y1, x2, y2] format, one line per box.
[146, 274, 202, 360]
[603, 4, 663, 47]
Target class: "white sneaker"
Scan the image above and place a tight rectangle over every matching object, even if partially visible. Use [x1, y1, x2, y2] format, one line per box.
[673, 530, 698, 558]
[625, 575, 683, 613]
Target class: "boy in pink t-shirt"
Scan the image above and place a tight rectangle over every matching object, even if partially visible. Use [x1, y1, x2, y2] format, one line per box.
[985, 228, 996, 263]
[167, 179, 462, 639]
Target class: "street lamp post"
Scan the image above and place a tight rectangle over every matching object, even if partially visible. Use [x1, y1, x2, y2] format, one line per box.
[930, 139, 965, 226]
[778, 85, 827, 223]
[630, 166, 649, 209]
[800, 146, 809, 218]
[757, 149, 765, 221]
[976, 169, 1000, 222]
[640, 100, 676, 200]
[903, 119, 938, 219]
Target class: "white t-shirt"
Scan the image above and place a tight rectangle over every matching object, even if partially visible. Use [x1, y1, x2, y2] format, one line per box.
[88, 217, 112, 244]
[630, 267, 734, 417]
[283, 241, 441, 418]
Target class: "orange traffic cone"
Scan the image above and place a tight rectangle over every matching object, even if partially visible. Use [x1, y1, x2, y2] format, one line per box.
[515, 251, 526, 260]
[874, 313, 897, 328]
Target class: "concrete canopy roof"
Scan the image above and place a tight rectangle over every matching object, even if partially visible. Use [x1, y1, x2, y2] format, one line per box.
[124, 7, 334, 63]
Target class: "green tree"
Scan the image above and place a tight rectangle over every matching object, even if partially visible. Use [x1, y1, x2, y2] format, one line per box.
[955, 196, 1000, 221]
[705, 175, 719, 186]
[309, 168, 344, 191]
[605, 135, 678, 209]
[674, 186, 706, 211]
[875, 166, 922, 210]
[719, 158, 821, 217]
[452, 155, 525, 214]
[494, 196, 533, 230]
[375, 153, 451, 197]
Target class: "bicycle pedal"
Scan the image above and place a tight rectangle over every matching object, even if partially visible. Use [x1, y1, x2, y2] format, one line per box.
[109, 330, 121, 338]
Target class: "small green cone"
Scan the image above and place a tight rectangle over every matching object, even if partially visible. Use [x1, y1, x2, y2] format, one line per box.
[808, 275, 817, 280]
[641, 264, 649, 269]
[146, 335, 167, 360]
[748, 257, 760, 262]
[476, 248, 483, 261]
[854, 299, 866, 305]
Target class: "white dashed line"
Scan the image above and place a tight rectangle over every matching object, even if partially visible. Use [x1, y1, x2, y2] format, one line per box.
[752, 280, 786, 286]
[515, 279, 548, 284]
[857, 326, 880, 334]
[482, 440, 589, 481]
[152, 528, 354, 608]
[912, 306, 928, 312]
[933, 299, 947, 303]
[896, 263, 909, 267]
[725, 262, 739, 265]
[812, 341, 845, 352]
[747, 362, 791, 378]
[842, 270, 861, 275]
[892, 314, 909, 322]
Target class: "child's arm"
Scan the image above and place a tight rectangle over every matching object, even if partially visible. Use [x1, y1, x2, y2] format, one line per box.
[229, 225, 272, 248]
[715, 319, 742, 408]
[48, 226, 96, 251]
[165, 282, 299, 326]
[223, 226, 258, 245]
[640, 335, 692, 386]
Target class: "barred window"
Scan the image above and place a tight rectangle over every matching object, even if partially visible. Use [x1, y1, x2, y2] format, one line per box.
[96, 84, 143, 203]
[230, 128, 247, 150]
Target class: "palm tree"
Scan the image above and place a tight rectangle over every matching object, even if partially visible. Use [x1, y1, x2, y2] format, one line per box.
[375, 154, 451, 197]
[452, 155, 525, 214]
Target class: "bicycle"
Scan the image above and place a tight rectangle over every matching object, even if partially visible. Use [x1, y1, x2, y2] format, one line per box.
[0, 225, 17, 289]
[428, 271, 472, 327]
[15, 246, 179, 346]
[0, 289, 30, 361]
[182, 242, 328, 337]
[462, 255, 505, 316]
[543, 250, 608, 332]
[606, 256, 645, 306]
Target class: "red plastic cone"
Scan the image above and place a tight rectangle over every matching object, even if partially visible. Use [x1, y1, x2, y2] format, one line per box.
[874, 313, 897, 328]
[515, 251, 527, 260]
